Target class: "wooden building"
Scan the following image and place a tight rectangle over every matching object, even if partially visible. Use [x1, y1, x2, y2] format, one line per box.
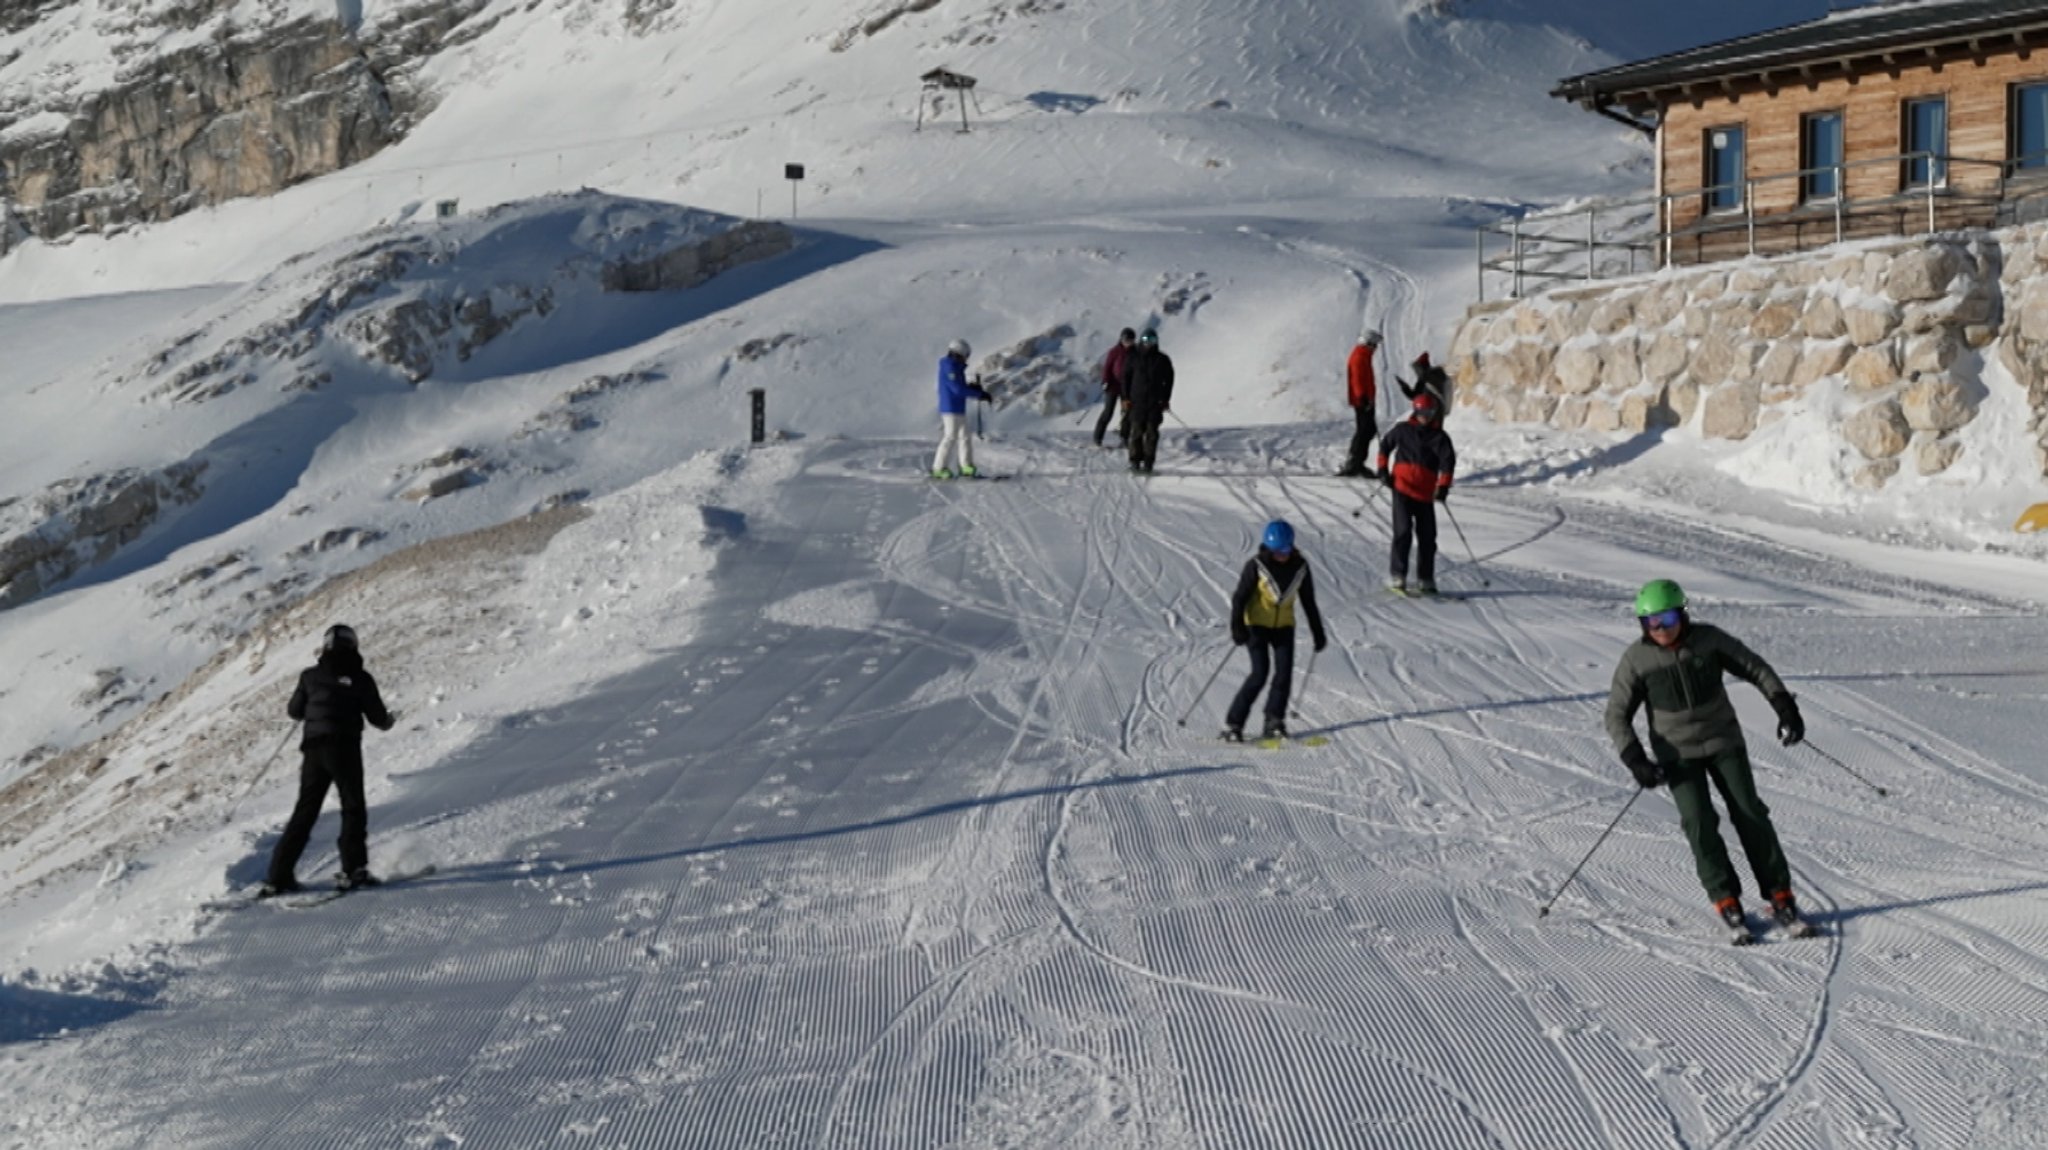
[1553, 1, 2048, 264]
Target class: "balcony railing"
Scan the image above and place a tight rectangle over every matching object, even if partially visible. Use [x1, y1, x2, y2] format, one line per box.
[1477, 151, 2048, 300]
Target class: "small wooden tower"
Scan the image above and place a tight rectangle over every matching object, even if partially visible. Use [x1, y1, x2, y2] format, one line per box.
[917, 68, 979, 134]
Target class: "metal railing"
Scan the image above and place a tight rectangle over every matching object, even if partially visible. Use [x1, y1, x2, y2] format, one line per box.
[1478, 151, 2048, 300]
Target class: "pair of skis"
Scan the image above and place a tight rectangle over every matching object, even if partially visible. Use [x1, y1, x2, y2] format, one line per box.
[1726, 907, 1825, 947]
[202, 865, 437, 912]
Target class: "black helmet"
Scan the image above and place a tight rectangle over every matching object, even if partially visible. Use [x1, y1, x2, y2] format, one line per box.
[1138, 329, 1159, 347]
[322, 624, 359, 654]
[1119, 327, 1137, 342]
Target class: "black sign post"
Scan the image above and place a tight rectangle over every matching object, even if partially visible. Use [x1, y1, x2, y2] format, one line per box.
[785, 163, 805, 219]
[749, 388, 766, 445]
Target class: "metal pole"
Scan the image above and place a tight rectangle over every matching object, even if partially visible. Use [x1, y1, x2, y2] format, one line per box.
[1176, 646, 1238, 727]
[1586, 205, 1597, 282]
[1746, 181, 1756, 256]
[1511, 217, 1523, 299]
[1834, 165, 1845, 245]
[1537, 786, 1645, 918]
[1291, 648, 1317, 719]
[1477, 225, 1485, 303]
[1927, 169, 1936, 234]
[224, 725, 299, 824]
[1441, 501, 1490, 587]
[1802, 740, 1890, 797]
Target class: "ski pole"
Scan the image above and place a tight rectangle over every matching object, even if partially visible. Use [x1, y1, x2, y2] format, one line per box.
[1537, 785, 1644, 918]
[1351, 480, 1386, 520]
[1175, 646, 1236, 727]
[224, 724, 298, 823]
[1291, 647, 1317, 719]
[976, 398, 985, 440]
[1802, 739, 1890, 797]
[1441, 501, 1491, 587]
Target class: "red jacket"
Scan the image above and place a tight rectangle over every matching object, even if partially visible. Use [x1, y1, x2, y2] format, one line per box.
[1101, 343, 1131, 398]
[1346, 345, 1376, 408]
[1378, 416, 1456, 502]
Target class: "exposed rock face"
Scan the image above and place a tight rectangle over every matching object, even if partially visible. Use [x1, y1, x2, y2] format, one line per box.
[1453, 225, 2048, 486]
[0, 463, 207, 609]
[0, 1, 490, 248]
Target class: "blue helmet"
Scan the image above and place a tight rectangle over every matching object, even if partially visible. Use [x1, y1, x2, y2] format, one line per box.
[1262, 520, 1295, 553]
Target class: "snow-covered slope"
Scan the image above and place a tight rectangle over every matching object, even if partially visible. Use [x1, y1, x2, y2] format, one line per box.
[10, 1, 2048, 1147]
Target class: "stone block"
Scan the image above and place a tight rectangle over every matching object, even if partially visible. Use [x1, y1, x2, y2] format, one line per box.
[1900, 375, 1976, 432]
[1884, 246, 1963, 302]
[1903, 331, 1962, 376]
[1801, 296, 1845, 340]
[1792, 341, 1853, 388]
[1916, 434, 1964, 475]
[1844, 303, 1898, 346]
[1845, 345, 1899, 392]
[1853, 458, 1901, 489]
[1750, 301, 1803, 340]
[1844, 399, 1911, 459]
[1753, 341, 1801, 390]
[1603, 338, 1642, 391]
[1643, 331, 1690, 382]
[1700, 380, 1761, 440]
[1554, 344, 1603, 396]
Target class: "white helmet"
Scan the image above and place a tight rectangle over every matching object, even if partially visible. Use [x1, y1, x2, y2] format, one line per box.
[948, 338, 971, 358]
[1359, 328, 1382, 346]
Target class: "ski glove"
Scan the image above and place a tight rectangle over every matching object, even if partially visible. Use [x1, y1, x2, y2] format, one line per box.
[1312, 634, 1327, 653]
[1621, 743, 1665, 789]
[969, 386, 992, 403]
[1377, 467, 1393, 489]
[1770, 694, 1805, 747]
[1434, 488, 1450, 503]
[1231, 626, 1249, 646]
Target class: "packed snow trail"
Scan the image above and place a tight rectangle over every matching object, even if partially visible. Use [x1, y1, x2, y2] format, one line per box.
[7, 432, 2048, 1147]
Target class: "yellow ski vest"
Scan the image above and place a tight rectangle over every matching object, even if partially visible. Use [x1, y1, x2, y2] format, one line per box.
[1241, 559, 1305, 629]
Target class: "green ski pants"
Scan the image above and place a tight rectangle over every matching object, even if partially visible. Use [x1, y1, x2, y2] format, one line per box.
[1665, 746, 1791, 904]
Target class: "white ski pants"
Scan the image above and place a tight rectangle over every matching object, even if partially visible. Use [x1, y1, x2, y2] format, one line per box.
[933, 413, 974, 472]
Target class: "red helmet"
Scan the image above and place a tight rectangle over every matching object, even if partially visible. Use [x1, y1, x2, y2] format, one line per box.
[1412, 392, 1441, 417]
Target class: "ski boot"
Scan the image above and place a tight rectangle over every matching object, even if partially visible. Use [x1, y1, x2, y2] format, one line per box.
[337, 869, 382, 892]
[1770, 891, 1820, 938]
[256, 877, 303, 899]
[1715, 897, 1756, 946]
[1262, 719, 1288, 741]
[959, 464, 979, 478]
[930, 468, 955, 480]
[1219, 726, 1245, 743]
[1387, 578, 1408, 595]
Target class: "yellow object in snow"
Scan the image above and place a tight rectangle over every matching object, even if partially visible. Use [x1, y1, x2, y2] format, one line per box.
[2018, 502, 2048, 534]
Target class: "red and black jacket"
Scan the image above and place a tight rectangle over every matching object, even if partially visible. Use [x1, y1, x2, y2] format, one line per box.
[1377, 417, 1456, 502]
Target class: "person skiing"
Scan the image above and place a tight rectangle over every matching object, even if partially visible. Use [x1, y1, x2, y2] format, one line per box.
[1377, 391, 1456, 595]
[1398, 352, 1451, 414]
[933, 338, 992, 479]
[1221, 520, 1328, 742]
[1123, 328, 1175, 474]
[1603, 579, 1816, 942]
[1335, 328, 1382, 476]
[1094, 327, 1136, 449]
[263, 624, 395, 896]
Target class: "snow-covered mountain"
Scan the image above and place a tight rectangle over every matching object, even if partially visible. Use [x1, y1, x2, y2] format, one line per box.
[8, 2, 2048, 1147]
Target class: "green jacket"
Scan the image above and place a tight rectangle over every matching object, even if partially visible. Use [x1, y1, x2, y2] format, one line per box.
[1604, 622, 1790, 764]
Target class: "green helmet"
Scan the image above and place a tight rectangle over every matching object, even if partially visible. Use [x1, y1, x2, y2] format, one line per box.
[1633, 579, 1687, 617]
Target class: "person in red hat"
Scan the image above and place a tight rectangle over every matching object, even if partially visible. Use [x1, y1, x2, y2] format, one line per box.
[1398, 351, 1450, 415]
[1376, 391, 1456, 595]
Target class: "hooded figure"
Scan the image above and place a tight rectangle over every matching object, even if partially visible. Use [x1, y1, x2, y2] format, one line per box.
[263, 624, 395, 895]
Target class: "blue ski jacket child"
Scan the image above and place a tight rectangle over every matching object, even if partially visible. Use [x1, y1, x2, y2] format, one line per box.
[938, 353, 991, 414]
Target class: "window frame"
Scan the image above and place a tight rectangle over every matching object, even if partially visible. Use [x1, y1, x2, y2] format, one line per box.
[1704, 124, 1747, 214]
[1901, 96, 1949, 190]
[2010, 80, 2048, 176]
[1801, 109, 1846, 204]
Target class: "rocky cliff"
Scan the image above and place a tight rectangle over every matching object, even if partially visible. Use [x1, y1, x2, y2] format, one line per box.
[0, 0, 489, 248]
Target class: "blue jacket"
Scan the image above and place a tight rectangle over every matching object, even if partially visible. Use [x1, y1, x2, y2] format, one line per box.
[937, 354, 989, 415]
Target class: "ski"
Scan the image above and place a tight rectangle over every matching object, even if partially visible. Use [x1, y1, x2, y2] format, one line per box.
[1387, 586, 1466, 602]
[280, 864, 438, 908]
[1728, 924, 1759, 946]
[1255, 735, 1330, 750]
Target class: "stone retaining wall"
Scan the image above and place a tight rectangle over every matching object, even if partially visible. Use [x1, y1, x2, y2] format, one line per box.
[1450, 225, 2048, 485]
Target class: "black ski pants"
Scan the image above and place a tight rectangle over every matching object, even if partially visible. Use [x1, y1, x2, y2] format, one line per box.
[1666, 746, 1792, 904]
[1093, 390, 1127, 446]
[1128, 403, 1165, 469]
[268, 740, 369, 884]
[1341, 404, 1377, 474]
[1389, 492, 1439, 584]
[1226, 626, 1296, 730]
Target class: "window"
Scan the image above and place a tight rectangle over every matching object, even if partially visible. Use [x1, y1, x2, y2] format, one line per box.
[1903, 97, 1948, 187]
[1802, 111, 1844, 201]
[2015, 83, 2048, 173]
[1706, 126, 1745, 212]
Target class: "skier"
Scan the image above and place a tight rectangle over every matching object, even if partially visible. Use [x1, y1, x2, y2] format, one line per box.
[1603, 579, 1816, 942]
[1398, 352, 1451, 414]
[1377, 391, 1456, 595]
[1094, 327, 1136, 448]
[932, 338, 992, 479]
[1123, 328, 1175, 473]
[1335, 328, 1382, 476]
[263, 624, 395, 896]
[1221, 520, 1328, 742]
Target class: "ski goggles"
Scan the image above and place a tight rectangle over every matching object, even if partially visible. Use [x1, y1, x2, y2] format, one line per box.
[1638, 608, 1685, 631]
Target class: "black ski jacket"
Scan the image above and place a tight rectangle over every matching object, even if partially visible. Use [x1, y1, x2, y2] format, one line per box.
[288, 648, 394, 748]
[1125, 347, 1176, 410]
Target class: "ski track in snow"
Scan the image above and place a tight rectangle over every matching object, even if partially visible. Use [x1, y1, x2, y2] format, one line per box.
[5, 431, 2048, 1147]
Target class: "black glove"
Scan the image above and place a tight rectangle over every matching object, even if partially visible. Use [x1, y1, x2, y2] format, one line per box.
[1378, 467, 1393, 489]
[1621, 744, 1665, 789]
[970, 386, 991, 402]
[1312, 634, 1327, 653]
[1771, 694, 1804, 747]
[1231, 627, 1249, 647]
[1434, 488, 1450, 503]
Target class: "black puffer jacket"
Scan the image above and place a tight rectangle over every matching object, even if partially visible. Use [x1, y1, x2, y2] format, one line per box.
[1124, 346, 1176, 409]
[288, 647, 394, 747]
